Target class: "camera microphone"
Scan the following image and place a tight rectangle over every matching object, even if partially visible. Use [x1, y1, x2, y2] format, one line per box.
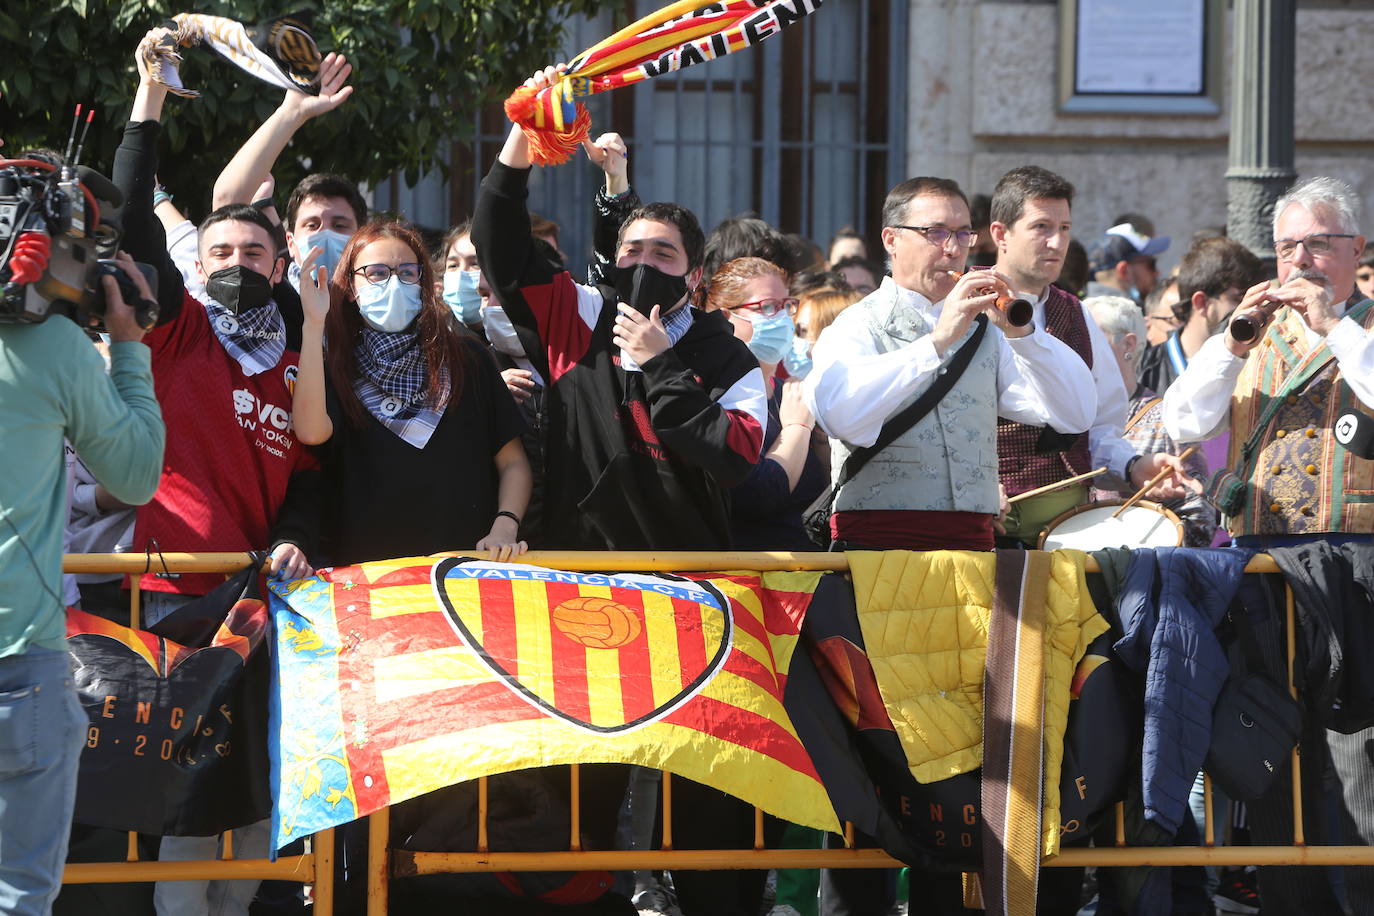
[76, 167, 123, 209]
[1334, 411, 1374, 460]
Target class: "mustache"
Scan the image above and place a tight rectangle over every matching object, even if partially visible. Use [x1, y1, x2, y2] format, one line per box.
[1285, 268, 1331, 287]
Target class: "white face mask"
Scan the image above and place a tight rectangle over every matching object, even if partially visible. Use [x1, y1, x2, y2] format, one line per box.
[482, 303, 526, 357]
[356, 276, 423, 332]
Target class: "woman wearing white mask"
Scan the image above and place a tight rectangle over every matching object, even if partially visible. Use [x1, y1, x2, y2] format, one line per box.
[704, 257, 828, 551]
[292, 221, 531, 565]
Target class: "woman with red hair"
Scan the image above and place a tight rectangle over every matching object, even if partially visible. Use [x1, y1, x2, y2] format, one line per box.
[703, 257, 828, 551]
[291, 220, 531, 566]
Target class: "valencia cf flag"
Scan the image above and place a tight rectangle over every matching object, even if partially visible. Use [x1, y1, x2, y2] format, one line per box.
[267, 558, 841, 850]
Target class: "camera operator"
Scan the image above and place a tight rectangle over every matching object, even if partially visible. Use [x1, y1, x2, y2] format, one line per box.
[0, 249, 164, 912]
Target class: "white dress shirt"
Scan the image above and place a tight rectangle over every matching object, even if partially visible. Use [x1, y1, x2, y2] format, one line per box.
[1163, 302, 1374, 443]
[1023, 289, 1136, 479]
[804, 279, 1096, 447]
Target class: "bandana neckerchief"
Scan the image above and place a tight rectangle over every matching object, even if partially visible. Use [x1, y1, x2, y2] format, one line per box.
[353, 327, 448, 448]
[204, 298, 286, 377]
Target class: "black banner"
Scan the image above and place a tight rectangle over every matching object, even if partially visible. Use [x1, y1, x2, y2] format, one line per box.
[68, 563, 272, 836]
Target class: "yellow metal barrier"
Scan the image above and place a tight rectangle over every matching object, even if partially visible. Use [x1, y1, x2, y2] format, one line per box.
[59, 550, 1371, 915]
[59, 552, 336, 914]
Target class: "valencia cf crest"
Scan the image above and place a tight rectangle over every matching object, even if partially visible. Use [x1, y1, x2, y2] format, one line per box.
[432, 558, 732, 733]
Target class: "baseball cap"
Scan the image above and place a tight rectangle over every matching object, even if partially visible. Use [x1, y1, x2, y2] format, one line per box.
[1090, 223, 1171, 273]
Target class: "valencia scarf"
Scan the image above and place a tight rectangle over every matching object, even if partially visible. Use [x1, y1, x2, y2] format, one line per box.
[506, 0, 824, 164]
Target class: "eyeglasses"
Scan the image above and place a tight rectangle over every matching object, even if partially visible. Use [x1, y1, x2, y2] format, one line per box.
[1274, 234, 1356, 261]
[890, 225, 978, 248]
[353, 262, 423, 285]
[727, 297, 799, 318]
[1144, 314, 1178, 325]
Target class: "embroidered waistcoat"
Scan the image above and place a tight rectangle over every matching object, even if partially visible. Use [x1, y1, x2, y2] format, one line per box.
[832, 285, 1002, 515]
[1223, 301, 1374, 537]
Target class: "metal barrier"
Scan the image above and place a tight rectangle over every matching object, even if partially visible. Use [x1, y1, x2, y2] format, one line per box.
[59, 552, 336, 914]
[58, 550, 1374, 915]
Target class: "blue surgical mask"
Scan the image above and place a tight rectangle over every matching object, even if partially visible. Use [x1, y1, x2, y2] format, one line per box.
[357, 276, 422, 332]
[782, 336, 813, 379]
[744, 311, 795, 365]
[304, 229, 351, 278]
[442, 269, 483, 325]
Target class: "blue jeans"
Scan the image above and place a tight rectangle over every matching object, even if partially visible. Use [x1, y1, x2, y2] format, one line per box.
[0, 648, 87, 915]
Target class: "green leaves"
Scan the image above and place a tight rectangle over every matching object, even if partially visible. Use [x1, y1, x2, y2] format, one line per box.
[0, 0, 616, 218]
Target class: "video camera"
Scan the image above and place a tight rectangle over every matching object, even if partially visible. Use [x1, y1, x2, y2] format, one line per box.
[0, 156, 158, 329]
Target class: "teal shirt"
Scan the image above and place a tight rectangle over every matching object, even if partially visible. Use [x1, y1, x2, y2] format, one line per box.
[0, 318, 164, 655]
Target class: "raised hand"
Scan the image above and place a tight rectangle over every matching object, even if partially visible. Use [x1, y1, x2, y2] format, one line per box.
[583, 132, 629, 195]
[298, 245, 331, 327]
[280, 52, 354, 123]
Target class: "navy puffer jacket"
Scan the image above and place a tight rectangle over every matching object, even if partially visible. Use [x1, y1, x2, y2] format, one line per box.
[1113, 547, 1252, 835]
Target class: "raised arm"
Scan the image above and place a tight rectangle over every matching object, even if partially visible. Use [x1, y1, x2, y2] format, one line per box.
[211, 54, 353, 208]
[112, 28, 187, 323]
[290, 248, 333, 445]
[583, 132, 640, 287]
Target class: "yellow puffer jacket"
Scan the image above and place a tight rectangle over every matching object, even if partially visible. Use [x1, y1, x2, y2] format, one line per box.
[847, 549, 1107, 856]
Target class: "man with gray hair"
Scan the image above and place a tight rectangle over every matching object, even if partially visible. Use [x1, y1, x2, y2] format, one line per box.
[1163, 176, 1374, 915]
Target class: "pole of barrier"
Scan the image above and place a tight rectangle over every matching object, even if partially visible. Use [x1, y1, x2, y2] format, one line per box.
[126, 832, 139, 862]
[843, 821, 855, 849]
[478, 776, 490, 852]
[570, 764, 583, 851]
[223, 829, 234, 860]
[661, 770, 674, 850]
[393, 843, 1374, 873]
[313, 828, 335, 916]
[1203, 774, 1215, 847]
[64, 549, 1291, 575]
[368, 808, 390, 916]
[1286, 582, 1304, 846]
[64, 855, 319, 883]
[1114, 803, 1126, 847]
[130, 578, 140, 634]
[754, 807, 765, 850]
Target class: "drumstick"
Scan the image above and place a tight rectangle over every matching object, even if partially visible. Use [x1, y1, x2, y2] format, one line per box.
[1007, 467, 1108, 505]
[1112, 446, 1199, 518]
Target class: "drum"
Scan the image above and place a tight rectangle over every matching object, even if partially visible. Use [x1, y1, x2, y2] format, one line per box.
[1037, 499, 1184, 551]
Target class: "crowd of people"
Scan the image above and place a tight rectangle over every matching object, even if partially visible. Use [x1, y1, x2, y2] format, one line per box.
[3, 27, 1374, 916]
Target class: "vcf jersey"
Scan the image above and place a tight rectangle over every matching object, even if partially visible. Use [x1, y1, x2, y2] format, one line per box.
[134, 293, 316, 596]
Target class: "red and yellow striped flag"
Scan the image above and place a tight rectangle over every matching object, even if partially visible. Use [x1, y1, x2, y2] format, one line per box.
[268, 558, 840, 848]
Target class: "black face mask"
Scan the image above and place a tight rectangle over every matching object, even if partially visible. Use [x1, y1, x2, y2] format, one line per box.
[612, 263, 689, 317]
[205, 265, 274, 315]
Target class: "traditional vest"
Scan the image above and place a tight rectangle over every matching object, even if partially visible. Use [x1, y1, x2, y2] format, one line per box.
[997, 286, 1094, 495]
[832, 282, 1002, 515]
[1221, 300, 1374, 537]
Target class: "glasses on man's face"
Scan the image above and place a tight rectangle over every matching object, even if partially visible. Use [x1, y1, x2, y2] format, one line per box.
[1274, 233, 1356, 262]
[353, 262, 423, 286]
[728, 297, 799, 318]
[890, 225, 978, 249]
[1145, 314, 1178, 326]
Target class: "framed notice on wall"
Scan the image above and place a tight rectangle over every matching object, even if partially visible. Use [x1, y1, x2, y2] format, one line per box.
[1058, 0, 1224, 114]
